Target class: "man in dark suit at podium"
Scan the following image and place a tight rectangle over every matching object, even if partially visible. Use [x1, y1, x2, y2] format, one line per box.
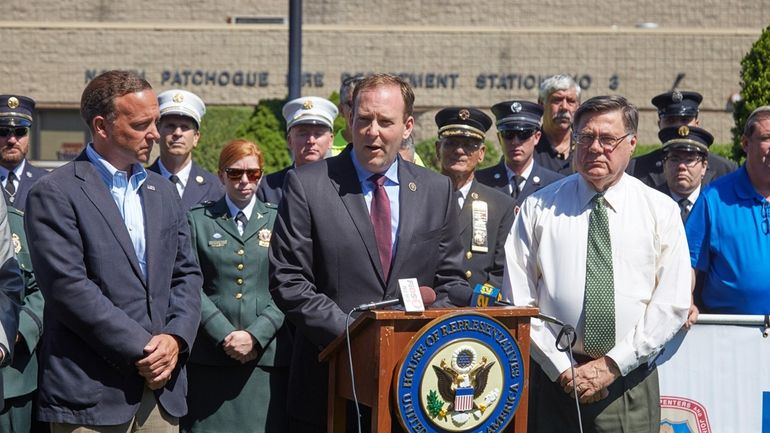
[269, 74, 470, 432]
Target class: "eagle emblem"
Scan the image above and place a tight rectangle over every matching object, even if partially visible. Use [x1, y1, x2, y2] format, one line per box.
[427, 346, 498, 425]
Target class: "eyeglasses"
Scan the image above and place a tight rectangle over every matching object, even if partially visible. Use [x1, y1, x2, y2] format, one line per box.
[499, 129, 537, 141]
[762, 202, 769, 236]
[0, 127, 29, 138]
[573, 132, 632, 152]
[664, 154, 704, 167]
[224, 168, 263, 182]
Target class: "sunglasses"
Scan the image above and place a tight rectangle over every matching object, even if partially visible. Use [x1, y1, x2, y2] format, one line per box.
[0, 127, 29, 138]
[224, 168, 263, 182]
[499, 129, 536, 141]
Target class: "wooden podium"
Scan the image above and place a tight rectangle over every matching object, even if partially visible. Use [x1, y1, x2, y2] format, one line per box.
[319, 306, 537, 433]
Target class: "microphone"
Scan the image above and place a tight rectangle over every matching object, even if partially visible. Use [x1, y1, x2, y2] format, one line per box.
[353, 286, 436, 312]
[469, 283, 570, 327]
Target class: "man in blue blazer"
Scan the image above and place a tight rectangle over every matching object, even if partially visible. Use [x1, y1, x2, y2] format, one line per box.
[0, 95, 48, 212]
[24, 70, 202, 432]
[147, 89, 223, 209]
[476, 100, 563, 209]
[269, 75, 470, 432]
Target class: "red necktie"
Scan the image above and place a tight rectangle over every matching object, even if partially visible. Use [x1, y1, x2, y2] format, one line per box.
[369, 174, 392, 280]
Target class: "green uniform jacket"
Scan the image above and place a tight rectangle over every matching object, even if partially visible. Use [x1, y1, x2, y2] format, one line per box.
[2, 207, 43, 399]
[187, 198, 291, 367]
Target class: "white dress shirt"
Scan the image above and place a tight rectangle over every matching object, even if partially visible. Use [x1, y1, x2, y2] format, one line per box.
[226, 194, 256, 236]
[157, 159, 192, 198]
[503, 173, 691, 381]
[670, 184, 701, 214]
[505, 159, 533, 195]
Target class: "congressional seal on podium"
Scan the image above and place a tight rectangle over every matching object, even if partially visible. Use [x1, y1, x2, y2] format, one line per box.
[393, 312, 524, 432]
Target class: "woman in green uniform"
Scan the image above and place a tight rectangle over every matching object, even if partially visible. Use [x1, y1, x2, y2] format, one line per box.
[182, 139, 290, 433]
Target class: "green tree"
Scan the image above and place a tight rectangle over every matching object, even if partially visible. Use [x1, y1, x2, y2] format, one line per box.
[194, 106, 254, 174]
[236, 98, 291, 175]
[732, 26, 770, 161]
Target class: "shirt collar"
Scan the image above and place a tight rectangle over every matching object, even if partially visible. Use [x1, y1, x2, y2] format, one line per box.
[458, 179, 473, 200]
[505, 158, 534, 181]
[671, 184, 701, 204]
[225, 194, 256, 219]
[85, 144, 147, 187]
[0, 159, 26, 180]
[157, 159, 192, 188]
[732, 165, 765, 202]
[577, 172, 628, 213]
[350, 149, 400, 186]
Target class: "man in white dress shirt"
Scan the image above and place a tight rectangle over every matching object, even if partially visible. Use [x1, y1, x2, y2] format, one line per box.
[503, 95, 691, 432]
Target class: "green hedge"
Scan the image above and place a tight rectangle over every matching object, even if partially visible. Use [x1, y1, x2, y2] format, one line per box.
[732, 26, 770, 161]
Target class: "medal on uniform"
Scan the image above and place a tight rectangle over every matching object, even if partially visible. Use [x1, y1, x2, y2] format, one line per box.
[12, 233, 21, 254]
[258, 229, 271, 247]
[471, 200, 489, 253]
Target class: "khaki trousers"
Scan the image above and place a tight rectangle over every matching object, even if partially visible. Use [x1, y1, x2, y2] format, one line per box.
[50, 387, 178, 433]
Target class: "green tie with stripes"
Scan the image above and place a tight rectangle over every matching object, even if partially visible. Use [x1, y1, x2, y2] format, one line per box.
[583, 193, 615, 358]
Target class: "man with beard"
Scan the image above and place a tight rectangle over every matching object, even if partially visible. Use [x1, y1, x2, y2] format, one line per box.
[256, 96, 338, 205]
[534, 75, 581, 175]
[434, 107, 515, 288]
[148, 89, 224, 209]
[0, 95, 48, 211]
[629, 90, 736, 188]
[476, 100, 563, 208]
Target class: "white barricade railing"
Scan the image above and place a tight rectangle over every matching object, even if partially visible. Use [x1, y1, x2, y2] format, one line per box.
[656, 314, 770, 433]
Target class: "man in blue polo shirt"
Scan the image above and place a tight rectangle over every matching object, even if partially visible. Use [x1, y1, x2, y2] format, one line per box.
[686, 106, 770, 314]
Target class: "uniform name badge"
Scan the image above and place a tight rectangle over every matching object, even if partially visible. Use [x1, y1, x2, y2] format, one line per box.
[471, 200, 489, 253]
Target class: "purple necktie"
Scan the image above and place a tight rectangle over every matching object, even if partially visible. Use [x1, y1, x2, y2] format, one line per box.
[369, 174, 392, 280]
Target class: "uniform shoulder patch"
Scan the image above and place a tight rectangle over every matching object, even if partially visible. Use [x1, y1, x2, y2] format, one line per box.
[264, 202, 278, 209]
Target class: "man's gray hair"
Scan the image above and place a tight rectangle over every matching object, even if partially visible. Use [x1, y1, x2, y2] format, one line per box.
[743, 105, 770, 137]
[573, 95, 639, 134]
[538, 74, 581, 104]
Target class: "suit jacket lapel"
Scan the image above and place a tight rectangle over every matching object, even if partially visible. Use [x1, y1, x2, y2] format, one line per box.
[458, 180, 475, 237]
[387, 160, 421, 292]
[181, 163, 207, 208]
[74, 157, 145, 284]
[142, 177, 164, 288]
[328, 151, 385, 283]
[242, 201, 272, 242]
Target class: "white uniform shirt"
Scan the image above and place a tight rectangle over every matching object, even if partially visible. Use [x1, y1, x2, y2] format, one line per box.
[503, 173, 691, 381]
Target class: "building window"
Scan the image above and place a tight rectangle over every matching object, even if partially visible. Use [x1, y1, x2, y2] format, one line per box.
[33, 109, 89, 162]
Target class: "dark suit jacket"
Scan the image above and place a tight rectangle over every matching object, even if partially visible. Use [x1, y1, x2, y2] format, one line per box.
[25, 151, 202, 425]
[256, 166, 291, 206]
[475, 158, 564, 207]
[187, 198, 291, 368]
[0, 200, 23, 409]
[2, 206, 43, 401]
[269, 149, 470, 426]
[629, 148, 737, 188]
[2, 160, 48, 212]
[458, 180, 516, 289]
[147, 159, 224, 210]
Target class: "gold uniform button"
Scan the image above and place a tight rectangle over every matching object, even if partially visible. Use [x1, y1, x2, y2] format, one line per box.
[237, 263, 244, 270]
[465, 270, 472, 279]
[237, 249, 245, 256]
[466, 251, 473, 260]
[236, 278, 244, 285]
[235, 292, 243, 299]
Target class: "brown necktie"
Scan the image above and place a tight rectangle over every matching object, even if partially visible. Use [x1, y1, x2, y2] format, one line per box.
[369, 174, 392, 280]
